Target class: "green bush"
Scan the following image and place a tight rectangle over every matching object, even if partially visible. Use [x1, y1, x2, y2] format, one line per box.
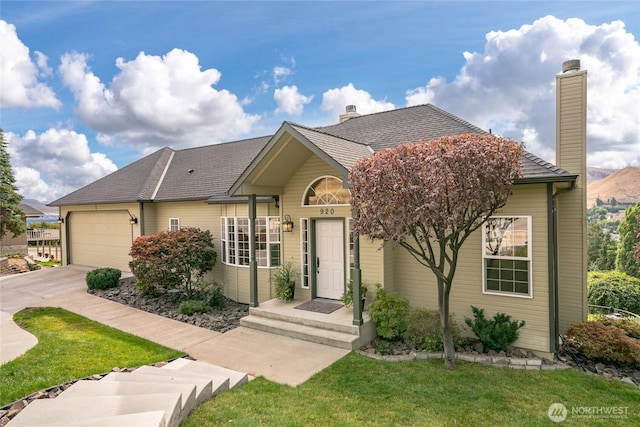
[178, 300, 209, 315]
[587, 271, 640, 315]
[135, 280, 158, 297]
[273, 262, 296, 301]
[404, 308, 462, 352]
[340, 279, 368, 308]
[368, 284, 411, 341]
[565, 321, 640, 366]
[199, 280, 225, 309]
[464, 306, 525, 352]
[86, 268, 121, 290]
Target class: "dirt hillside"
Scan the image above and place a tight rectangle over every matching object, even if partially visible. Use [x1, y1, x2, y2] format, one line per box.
[587, 166, 640, 207]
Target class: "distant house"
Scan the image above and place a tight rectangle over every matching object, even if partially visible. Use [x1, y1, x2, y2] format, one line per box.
[50, 61, 588, 355]
[0, 202, 44, 255]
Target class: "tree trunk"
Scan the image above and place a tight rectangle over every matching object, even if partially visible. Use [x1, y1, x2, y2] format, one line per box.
[438, 278, 456, 370]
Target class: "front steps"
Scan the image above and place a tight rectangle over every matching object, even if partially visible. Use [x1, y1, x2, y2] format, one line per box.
[7, 359, 249, 427]
[240, 301, 376, 350]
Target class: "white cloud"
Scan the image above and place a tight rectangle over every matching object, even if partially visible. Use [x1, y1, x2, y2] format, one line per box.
[273, 66, 293, 85]
[58, 48, 260, 152]
[6, 129, 117, 202]
[321, 83, 395, 117]
[405, 16, 640, 168]
[0, 20, 61, 109]
[274, 85, 313, 116]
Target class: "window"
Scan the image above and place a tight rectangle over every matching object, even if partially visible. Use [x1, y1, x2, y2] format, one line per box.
[221, 217, 281, 267]
[303, 176, 350, 206]
[169, 218, 180, 231]
[300, 218, 309, 288]
[482, 216, 532, 297]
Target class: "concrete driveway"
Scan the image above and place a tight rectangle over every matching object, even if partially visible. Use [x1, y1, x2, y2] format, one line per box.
[0, 266, 348, 386]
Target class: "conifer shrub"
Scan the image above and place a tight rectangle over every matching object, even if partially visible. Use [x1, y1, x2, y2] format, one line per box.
[464, 306, 525, 352]
[565, 321, 640, 366]
[86, 268, 121, 290]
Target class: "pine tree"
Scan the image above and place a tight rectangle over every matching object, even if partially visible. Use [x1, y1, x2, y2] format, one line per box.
[0, 128, 26, 239]
[616, 202, 640, 278]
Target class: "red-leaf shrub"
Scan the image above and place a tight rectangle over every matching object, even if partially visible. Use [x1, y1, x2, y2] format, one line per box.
[129, 227, 216, 297]
[565, 321, 640, 366]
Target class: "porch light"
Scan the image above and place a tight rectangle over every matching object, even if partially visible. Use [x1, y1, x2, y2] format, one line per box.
[129, 215, 138, 225]
[282, 214, 294, 232]
[57, 217, 64, 224]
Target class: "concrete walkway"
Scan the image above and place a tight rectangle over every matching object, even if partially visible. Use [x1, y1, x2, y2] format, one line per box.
[0, 266, 348, 386]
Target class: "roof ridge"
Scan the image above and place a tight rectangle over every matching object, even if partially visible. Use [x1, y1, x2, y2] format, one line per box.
[287, 121, 371, 147]
[174, 134, 273, 153]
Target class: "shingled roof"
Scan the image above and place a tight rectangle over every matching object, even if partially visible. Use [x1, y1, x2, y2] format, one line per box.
[50, 104, 575, 206]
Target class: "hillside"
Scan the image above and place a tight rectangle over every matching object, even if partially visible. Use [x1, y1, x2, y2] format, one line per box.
[587, 166, 616, 182]
[587, 166, 640, 207]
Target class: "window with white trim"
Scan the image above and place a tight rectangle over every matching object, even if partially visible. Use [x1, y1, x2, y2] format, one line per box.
[169, 218, 180, 231]
[221, 217, 281, 267]
[303, 176, 350, 206]
[482, 216, 532, 297]
[300, 218, 310, 288]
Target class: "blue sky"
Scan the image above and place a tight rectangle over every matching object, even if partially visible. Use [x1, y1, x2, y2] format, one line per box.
[1, 1, 639, 203]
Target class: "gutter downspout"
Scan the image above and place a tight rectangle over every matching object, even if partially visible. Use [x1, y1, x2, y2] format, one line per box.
[549, 180, 576, 354]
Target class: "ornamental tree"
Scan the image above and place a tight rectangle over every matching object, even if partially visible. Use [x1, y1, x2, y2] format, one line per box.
[349, 133, 524, 370]
[129, 227, 217, 297]
[0, 128, 26, 240]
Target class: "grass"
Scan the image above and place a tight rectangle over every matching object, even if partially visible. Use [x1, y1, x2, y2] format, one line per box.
[0, 307, 184, 406]
[184, 352, 640, 427]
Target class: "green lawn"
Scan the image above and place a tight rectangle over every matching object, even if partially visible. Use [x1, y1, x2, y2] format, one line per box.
[0, 307, 184, 405]
[184, 352, 640, 427]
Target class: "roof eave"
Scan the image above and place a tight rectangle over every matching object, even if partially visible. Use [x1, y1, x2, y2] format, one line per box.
[514, 174, 578, 185]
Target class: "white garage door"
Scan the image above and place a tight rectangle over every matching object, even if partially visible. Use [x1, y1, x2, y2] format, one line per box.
[69, 211, 133, 271]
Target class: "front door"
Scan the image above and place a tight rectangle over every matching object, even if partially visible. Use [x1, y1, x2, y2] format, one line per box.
[315, 220, 345, 300]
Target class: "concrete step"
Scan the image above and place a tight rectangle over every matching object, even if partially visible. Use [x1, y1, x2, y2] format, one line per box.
[6, 394, 182, 427]
[162, 358, 249, 389]
[247, 305, 362, 335]
[240, 315, 361, 350]
[100, 370, 214, 406]
[57, 379, 197, 413]
[133, 365, 230, 399]
[8, 411, 167, 427]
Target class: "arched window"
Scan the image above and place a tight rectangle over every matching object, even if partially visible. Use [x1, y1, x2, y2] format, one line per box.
[303, 176, 351, 206]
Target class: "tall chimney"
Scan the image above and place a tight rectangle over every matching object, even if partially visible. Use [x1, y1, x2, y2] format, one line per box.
[339, 105, 360, 122]
[555, 59, 588, 334]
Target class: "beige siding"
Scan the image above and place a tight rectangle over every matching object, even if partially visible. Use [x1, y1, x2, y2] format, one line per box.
[556, 70, 588, 333]
[60, 203, 140, 271]
[390, 184, 551, 353]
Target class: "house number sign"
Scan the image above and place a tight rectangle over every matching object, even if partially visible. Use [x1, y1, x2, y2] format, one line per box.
[319, 208, 335, 215]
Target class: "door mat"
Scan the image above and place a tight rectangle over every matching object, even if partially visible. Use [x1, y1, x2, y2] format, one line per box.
[294, 299, 343, 314]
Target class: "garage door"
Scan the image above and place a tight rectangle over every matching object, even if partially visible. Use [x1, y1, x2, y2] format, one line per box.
[69, 211, 133, 271]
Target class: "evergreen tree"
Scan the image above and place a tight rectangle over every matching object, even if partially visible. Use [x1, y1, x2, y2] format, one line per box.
[587, 222, 617, 271]
[0, 128, 26, 239]
[616, 202, 640, 278]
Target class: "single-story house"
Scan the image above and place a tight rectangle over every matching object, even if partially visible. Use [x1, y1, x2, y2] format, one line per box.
[50, 61, 588, 354]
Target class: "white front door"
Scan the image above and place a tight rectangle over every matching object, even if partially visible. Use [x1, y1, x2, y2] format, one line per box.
[315, 220, 345, 300]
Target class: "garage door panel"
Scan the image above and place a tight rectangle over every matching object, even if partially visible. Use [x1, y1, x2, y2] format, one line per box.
[70, 211, 133, 271]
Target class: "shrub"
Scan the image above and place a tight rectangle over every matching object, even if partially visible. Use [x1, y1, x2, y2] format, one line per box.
[86, 268, 121, 290]
[368, 284, 411, 341]
[129, 227, 217, 298]
[178, 300, 209, 316]
[587, 271, 640, 315]
[464, 306, 525, 352]
[565, 321, 640, 366]
[590, 314, 640, 340]
[199, 280, 225, 309]
[135, 280, 158, 297]
[405, 308, 462, 352]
